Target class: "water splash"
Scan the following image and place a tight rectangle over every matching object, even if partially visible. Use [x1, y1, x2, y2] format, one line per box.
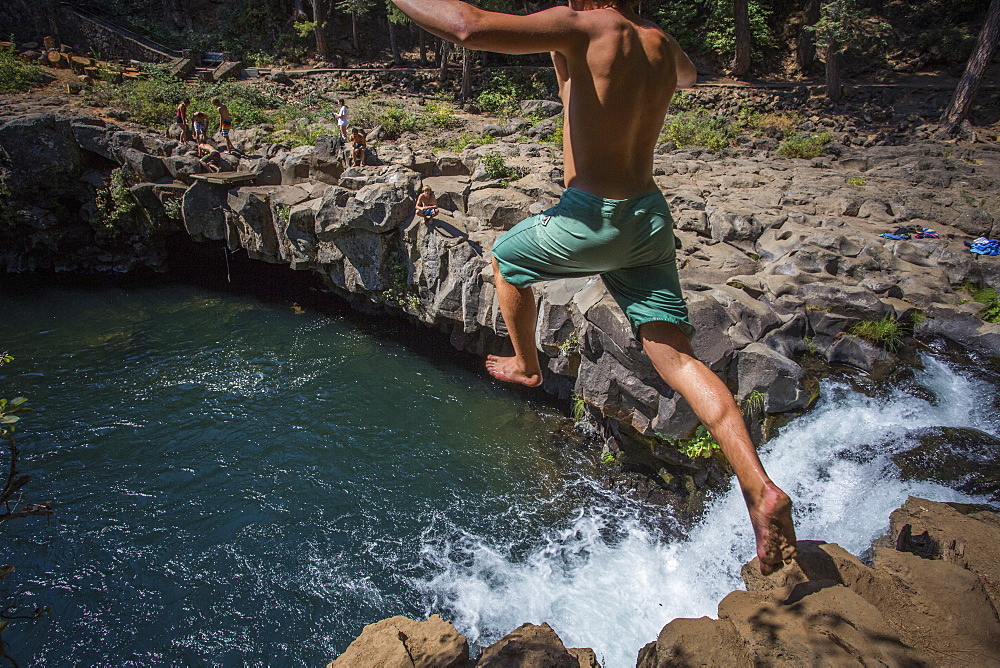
[417, 356, 998, 668]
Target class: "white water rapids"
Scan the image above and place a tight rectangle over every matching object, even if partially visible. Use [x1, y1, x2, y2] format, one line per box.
[416, 355, 998, 668]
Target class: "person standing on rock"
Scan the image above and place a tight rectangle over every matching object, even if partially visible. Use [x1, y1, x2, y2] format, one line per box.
[391, 0, 797, 575]
[335, 99, 349, 141]
[175, 98, 191, 142]
[212, 97, 235, 153]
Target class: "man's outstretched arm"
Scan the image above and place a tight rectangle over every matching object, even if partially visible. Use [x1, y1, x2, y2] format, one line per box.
[391, 0, 583, 54]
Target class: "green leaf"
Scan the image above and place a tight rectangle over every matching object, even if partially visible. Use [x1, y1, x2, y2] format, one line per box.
[10, 397, 27, 407]
[1, 415, 19, 424]
[0, 565, 14, 578]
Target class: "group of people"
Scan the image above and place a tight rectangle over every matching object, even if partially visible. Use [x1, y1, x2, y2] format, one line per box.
[333, 98, 369, 168]
[174, 97, 236, 173]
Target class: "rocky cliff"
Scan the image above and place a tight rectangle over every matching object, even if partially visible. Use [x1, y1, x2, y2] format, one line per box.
[1, 108, 999, 490]
[328, 497, 1000, 667]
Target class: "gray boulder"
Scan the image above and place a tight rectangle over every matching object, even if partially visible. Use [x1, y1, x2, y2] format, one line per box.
[735, 343, 808, 412]
[520, 99, 563, 117]
[467, 188, 536, 230]
[315, 182, 413, 235]
[181, 180, 229, 241]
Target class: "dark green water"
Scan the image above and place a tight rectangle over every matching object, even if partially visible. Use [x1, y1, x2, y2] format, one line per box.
[0, 282, 598, 666]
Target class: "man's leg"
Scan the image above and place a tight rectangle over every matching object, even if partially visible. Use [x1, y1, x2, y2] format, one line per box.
[639, 320, 797, 575]
[486, 256, 543, 387]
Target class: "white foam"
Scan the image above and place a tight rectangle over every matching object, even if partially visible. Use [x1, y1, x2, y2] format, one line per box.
[417, 356, 998, 668]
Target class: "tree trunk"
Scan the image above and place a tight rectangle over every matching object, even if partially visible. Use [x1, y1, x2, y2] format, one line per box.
[461, 47, 473, 101]
[825, 42, 842, 101]
[439, 39, 451, 82]
[388, 16, 402, 66]
[310, 0, 329, 59]
[942, 0, 1000, 133]
[797, 0, 820, 74]
[418, 28, 427, 66]
[731, 0, 751, 76]
[351, 12, 359, 53]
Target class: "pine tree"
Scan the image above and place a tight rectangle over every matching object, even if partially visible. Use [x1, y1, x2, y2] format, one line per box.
[941, 0, 1000, 134]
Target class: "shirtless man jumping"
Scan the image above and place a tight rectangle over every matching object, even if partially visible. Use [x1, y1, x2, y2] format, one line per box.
[391, 0, 797, 575]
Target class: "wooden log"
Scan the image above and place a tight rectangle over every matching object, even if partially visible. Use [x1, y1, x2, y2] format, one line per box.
[43, 36, 56, 50]
[46, 50, 65, 68]
[70, 56, 92, 74]
[78, 75, 95, 85]
[84, 67, 100, 78]
[66, 82, 83, 94]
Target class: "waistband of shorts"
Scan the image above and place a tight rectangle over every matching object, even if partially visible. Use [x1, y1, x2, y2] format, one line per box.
[563, 187, 664, 207]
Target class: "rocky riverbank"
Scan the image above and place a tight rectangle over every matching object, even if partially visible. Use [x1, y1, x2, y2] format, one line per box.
[328, 497, 1000, 667]
[1, 104, 998, 495]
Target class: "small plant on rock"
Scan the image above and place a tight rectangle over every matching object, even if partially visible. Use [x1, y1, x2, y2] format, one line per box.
[672, 425, 721, 460]
[849, 315, 905, 352]
[778, 132, 833, 159]
[557, 334, 580, 358]
[380, 253, 422, 311]
[571, 394, 586, 422]
[845, 176, 867, 187]
[447, 132, 488, 152]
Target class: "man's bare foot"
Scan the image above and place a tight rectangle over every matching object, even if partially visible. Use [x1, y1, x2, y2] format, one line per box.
[747, 482, 798, 575]
[485, 355, 543, 387]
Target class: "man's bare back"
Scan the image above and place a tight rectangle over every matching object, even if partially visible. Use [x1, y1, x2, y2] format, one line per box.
[550, 9, 696, 198]
[392, 1, 695, 198]
[391, 0, 796, 576]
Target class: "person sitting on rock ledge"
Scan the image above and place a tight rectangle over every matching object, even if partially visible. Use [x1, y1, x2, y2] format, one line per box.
[415, 186, 439, 224]
[392, 0, 798, 575]
[350, 127, 367, 167]
[197, 142, 223, 173]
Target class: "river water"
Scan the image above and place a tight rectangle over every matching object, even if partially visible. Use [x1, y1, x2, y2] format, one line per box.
[2, 281, 998, 668]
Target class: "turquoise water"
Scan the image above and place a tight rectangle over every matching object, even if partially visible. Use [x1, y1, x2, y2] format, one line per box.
[0, 282, 597, 666]
[4, 280, 999, 668]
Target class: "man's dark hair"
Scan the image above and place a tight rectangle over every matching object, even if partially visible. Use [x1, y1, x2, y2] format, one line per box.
[596, 0, 640, 11]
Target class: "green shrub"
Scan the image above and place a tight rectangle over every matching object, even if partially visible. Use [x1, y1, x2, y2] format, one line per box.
[476, 71, 546, 117]
[845, 176, 867, 187]
[849, 315, 905, 352]
[661, 110, 736, 151]
[245, 51, 274, 68]
[379, 105, 423, 137]
[94, 168, 138, 236]
[481, 152, 527, 183]
[421, 100, 459, 129]
[109, 72, 279, 128]
[778, 132, 833, 159]
[0, 44, 45, 94]
[755, 111, 801, 137]
[960, 283, 1000, 323]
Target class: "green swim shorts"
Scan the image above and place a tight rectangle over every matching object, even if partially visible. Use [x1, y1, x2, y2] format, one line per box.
[492, 187, 694, 339]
